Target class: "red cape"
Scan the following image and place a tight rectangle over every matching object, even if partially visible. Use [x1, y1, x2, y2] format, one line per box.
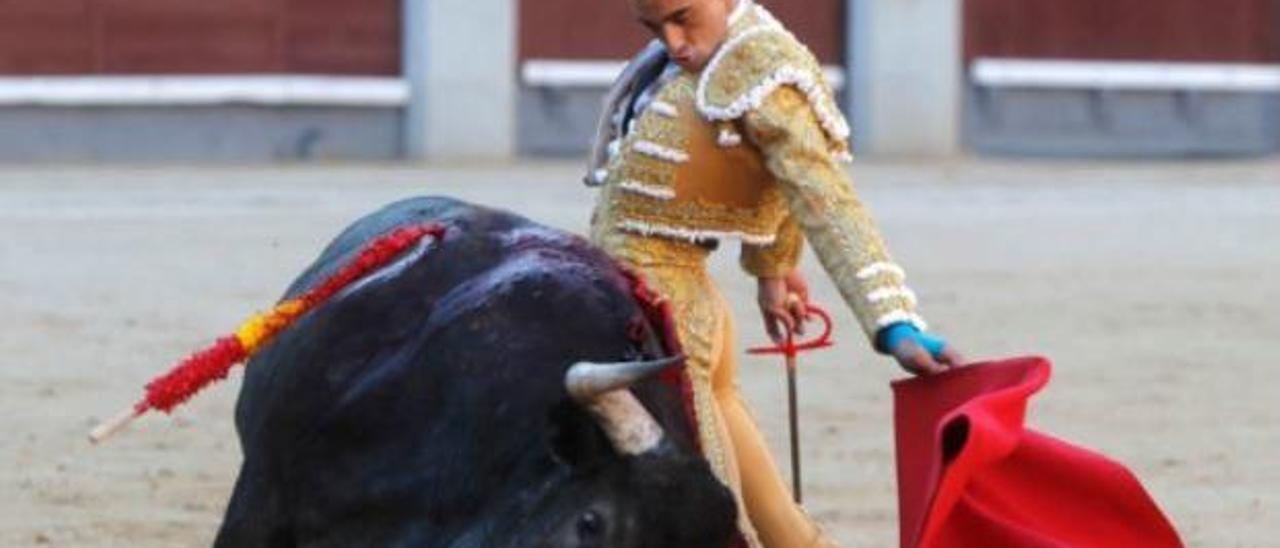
[892, 357, 1182, 548]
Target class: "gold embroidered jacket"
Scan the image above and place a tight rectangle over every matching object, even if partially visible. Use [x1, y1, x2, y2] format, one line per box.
[589, 2, 926, 341]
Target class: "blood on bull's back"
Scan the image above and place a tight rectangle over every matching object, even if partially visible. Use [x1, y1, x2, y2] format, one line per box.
[216, 196, 737, 548]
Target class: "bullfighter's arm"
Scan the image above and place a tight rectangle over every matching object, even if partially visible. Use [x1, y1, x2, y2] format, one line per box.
[740, 86, 925, 346]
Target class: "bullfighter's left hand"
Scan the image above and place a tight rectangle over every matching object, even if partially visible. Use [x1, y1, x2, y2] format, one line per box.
[881, 323, 965, 376]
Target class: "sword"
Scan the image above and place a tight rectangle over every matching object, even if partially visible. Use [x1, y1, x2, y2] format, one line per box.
[748, 303, 834, 504]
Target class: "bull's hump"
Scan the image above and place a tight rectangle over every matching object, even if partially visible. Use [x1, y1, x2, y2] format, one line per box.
[429, 245, 618, 331]
[496, 224, 587, 252]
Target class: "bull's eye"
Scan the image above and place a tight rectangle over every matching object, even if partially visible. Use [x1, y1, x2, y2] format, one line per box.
[576, 509, 604, 539]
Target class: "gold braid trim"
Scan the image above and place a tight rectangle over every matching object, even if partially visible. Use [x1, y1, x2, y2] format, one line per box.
[696, 5, 851, 153]
[601, 73, 786, 243]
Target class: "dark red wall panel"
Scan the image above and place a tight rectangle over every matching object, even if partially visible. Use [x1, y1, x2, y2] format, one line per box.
[281, 0, 400, 75]
[760, 0, 844, 64]
[0, 0, 399, 75]
[99, 0, 279, 74]
[965, 0, 1280, 63]
[518, 0, 650, 60]
[0, 0, 94, 74]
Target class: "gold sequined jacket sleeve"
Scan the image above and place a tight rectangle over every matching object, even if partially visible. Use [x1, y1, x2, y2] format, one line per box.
[739, 215, 803, 279]
[742, 86, 926, 341]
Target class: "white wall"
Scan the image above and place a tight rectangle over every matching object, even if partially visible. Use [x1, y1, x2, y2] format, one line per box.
[404, 0, 517, 160]
[848, 0, 962, 156]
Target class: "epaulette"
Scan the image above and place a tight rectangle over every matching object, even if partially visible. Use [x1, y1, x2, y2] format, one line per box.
[694, 17, 850, 144]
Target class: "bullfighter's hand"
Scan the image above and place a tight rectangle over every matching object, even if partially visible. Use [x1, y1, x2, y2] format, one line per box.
[891, 337, 965, 376]
[757, 269, 811, 344]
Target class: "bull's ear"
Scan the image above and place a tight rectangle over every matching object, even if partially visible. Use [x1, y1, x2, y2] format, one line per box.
[546, 403, 613, 468]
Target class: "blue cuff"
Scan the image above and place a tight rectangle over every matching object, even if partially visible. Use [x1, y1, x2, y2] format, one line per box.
[875, 322, 946, 357]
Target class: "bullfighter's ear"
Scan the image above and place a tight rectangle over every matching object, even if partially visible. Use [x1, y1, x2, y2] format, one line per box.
[545, 402, 613, 468]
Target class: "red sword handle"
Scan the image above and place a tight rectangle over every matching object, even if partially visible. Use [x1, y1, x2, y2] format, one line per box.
[747, 303, 835, 358]
[746, 302, 835, 503]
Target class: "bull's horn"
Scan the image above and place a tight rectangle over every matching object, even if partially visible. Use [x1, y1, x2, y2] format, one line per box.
[564, 356, 682, 455]
[564, 356, 683, 402]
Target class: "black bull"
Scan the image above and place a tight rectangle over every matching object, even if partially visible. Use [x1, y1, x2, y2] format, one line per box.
[216, 197, 737, 547]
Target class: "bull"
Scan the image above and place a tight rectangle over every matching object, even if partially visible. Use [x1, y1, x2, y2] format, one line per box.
[214, 197, 738, 547]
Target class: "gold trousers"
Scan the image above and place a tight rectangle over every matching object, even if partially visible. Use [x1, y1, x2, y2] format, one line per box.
[638, 263, 835, 548]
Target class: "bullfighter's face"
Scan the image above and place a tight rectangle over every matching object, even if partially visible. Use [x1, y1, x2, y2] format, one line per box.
[629, 0, 736, 72]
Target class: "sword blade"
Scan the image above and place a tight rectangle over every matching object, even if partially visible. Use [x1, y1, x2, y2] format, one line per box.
[787, 354, 802, 503]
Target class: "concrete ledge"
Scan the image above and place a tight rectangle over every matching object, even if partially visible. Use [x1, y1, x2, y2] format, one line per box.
[972, 58, 1280, 92]
[0, 75, 409, 107]
[966, 59, 1280, 157]
[965, 86, 1280, 158]
[0, 105, 402, 163]
[0, 76, 407, 163]
[518, 87, 606, 156]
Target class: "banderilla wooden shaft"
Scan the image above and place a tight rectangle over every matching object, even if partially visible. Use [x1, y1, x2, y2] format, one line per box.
[89, 406, 142, 444]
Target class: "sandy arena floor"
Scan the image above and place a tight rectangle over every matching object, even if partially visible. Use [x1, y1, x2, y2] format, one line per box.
[1, 159, 1276, 546]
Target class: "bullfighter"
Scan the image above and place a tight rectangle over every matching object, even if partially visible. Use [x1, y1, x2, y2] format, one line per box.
[585, 0, 964, 545]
